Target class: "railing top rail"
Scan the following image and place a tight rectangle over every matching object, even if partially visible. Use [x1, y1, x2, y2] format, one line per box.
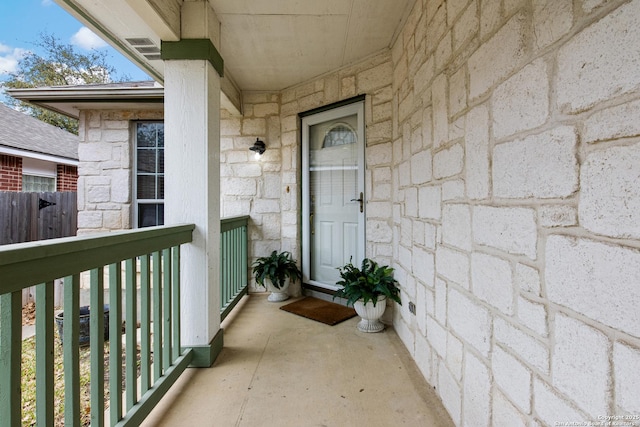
[220, 215, 249, 232]
[0, 224, 195, 294]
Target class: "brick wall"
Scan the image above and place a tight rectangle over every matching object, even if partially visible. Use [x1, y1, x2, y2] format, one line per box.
[57, 164, 78, 191]
[0, 154, 22, 191]
[388, 0, 640, 424]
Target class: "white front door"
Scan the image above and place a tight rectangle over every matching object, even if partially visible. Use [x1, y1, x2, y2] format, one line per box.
[302, 101, 365, 290]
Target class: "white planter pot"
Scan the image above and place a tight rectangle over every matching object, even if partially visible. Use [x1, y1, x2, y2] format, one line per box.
[266, 278, 290, 302]
[353, 295, 387, 333]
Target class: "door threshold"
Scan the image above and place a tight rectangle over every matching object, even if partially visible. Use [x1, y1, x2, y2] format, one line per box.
[302, 283, 349, 306]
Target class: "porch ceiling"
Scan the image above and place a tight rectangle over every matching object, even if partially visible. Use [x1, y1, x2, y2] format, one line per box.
[55, 0, 412, 92]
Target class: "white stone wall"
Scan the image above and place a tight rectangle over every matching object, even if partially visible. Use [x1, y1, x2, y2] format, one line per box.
[77, 109, 163, 234]
[74, 1, 640, 420]
[390, 0, 640, 425]
[220, 92, 283, 292]
[236, 52, 395, 293]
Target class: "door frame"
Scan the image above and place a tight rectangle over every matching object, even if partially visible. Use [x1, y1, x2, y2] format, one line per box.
[300, 97, 366, 290]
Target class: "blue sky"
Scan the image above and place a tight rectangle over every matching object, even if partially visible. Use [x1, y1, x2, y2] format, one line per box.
[0, 0, 150, 85]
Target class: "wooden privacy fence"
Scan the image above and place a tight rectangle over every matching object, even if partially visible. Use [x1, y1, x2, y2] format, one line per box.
[0, 191, 77, 245]
[0, 191, 77, 305]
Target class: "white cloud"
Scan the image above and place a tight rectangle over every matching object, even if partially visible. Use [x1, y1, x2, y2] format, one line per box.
[41, 0, 54, 6]
[71, 27, 108, 50]
[0, 44, 28, 76]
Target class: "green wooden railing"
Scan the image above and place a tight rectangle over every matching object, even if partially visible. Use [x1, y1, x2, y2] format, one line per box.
[0, 224, 194, 427]
[220, 215, 249, 321]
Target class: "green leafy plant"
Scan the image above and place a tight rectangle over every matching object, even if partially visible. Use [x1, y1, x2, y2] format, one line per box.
[333, 258, 401, 307]
[252, 250, 302, 290]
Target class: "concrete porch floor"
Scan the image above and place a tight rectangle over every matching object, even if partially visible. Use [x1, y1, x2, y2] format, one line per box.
[143, 294, 454, 427]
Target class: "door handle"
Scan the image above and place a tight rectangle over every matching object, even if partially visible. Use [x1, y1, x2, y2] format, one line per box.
[310, 195, 315, 235]
[350, 192, 364, 213]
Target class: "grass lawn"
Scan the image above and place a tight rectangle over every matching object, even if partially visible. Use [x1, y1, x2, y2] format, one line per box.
[21, 336, 97, 426]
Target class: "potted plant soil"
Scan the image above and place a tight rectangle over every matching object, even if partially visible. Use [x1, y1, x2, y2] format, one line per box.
[252, 250, 302, 302]
[333, 258, 401, 332]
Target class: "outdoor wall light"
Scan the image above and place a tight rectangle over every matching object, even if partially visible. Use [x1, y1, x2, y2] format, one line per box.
[250, 138, 266, 158]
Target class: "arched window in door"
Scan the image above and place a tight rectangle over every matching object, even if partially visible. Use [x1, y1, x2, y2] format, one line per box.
[322, 122, 356, 148]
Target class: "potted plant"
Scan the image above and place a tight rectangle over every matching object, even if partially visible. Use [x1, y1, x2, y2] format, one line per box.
[333, 258, 401, 332]
[252, 250, 302, 302]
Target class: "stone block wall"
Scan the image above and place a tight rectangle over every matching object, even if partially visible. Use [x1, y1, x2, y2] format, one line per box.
[76, 109, 163, 234]
[68, 1, 640, 420]
[220, 92, 282, 291]
[390, 0, 640, 425]
[234, 52, 395, 293]
[279, 51, 396, 263]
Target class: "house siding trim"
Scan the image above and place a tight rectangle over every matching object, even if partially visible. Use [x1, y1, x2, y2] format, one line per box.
[161, 39, 224, 77]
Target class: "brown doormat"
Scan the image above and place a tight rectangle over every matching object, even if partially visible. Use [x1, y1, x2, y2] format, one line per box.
[280, 297, 357, 326]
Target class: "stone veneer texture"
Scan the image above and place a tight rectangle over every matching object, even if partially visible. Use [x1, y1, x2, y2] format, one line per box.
[76, 110, 163, 233]
[388, 0, 640, 425]
[75, 0, 640, 423]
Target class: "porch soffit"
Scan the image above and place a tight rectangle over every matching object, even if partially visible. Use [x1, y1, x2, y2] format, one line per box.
[6, 83, 165, 119]
[55, 0, 413, 94]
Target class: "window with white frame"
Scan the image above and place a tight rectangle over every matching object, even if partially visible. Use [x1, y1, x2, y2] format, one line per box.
[134, 121, 164, 228]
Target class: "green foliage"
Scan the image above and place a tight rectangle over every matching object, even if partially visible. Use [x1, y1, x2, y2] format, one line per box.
[29, 108, 79, 135]
[252, 250, 302, 290]
[333, 258, 401, 307]
[2, 32, 129, 134]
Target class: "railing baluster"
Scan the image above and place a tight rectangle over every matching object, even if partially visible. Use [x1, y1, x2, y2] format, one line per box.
[90, 268, 105, 426]
[63, 274, 80, 426]
[172, 246, 181, 360]
[125, 258, 137, 410]
[36, 281, 54, 426]
[230, 230, 235, 301]
[153, 251, 162, 381]
[109, 262, 123, 425]
[233, 228, 239, 295]
[0, 290, 22, 427]
[163, 248, 172, 369]
[221, 230, 227, 310]
[241, 225, 248, 292]
[140, 254, 151, 394]
[228, 231, 233, 300]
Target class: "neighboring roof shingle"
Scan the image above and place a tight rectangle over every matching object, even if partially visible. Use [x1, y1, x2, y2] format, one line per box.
[0, 102, 78, 160]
